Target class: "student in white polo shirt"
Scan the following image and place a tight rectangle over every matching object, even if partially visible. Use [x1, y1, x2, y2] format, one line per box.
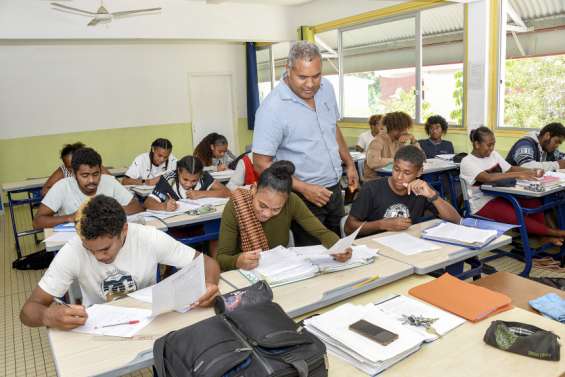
[20, 195, 220, 330]
[122, 138, 177, 186]
[33, 148, 143, 229]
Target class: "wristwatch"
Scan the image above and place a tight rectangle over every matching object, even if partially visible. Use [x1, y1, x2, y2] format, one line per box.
[427, 193, 440, 203]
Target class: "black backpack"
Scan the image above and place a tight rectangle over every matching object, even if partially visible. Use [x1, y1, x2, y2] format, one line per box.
[153, 301, 328, 377]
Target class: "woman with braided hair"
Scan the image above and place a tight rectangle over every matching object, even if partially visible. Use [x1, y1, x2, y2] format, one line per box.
[216, 160, 352, 271]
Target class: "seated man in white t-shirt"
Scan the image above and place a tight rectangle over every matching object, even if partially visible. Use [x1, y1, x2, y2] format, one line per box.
[122, 138, 177, 186]
[20, 195, 220, 330]
[33, 147, 143, 229]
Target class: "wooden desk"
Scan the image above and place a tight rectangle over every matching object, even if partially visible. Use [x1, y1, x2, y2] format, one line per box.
[473, 271, 565, 315]
[48, 278, 235, 377]
[357, 219, 512, 274]
[294, 275, 564, 377]
[221, 254, 414, 318]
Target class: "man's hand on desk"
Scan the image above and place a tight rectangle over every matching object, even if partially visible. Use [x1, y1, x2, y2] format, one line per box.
[300, 183, 332, 207]
[379, 217, 412, 232]
[44, 304, 87, 330]
[192, 282, 219, 308]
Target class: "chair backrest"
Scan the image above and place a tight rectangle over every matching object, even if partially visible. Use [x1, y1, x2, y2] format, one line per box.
[459, 177, 473, 217]
[339, 215, 348, 238]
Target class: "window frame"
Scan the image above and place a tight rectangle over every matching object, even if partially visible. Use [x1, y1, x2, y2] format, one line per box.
[320, 4, 465, 128]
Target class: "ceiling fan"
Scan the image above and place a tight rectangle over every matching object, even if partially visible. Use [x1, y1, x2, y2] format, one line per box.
[51, 2, 162, 26]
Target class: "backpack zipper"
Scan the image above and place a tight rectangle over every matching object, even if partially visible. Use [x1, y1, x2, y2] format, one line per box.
[222, 316, 275, 375]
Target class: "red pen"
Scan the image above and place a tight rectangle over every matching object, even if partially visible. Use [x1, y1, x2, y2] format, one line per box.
[95, 320, 140, 329]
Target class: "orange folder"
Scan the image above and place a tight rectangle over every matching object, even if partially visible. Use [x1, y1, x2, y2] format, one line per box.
[409, 273, 512, 322]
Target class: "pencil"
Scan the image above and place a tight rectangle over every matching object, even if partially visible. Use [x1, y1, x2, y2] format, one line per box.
[352, 275, 380, 289]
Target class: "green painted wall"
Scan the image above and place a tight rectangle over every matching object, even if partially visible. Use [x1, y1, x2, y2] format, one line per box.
[0, 119, 252, 184]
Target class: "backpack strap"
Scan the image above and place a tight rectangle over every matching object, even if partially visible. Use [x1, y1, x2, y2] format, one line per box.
[280, 353, 309, 377]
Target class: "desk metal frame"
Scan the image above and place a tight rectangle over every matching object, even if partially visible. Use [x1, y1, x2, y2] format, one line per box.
[481, 184, 565, 276]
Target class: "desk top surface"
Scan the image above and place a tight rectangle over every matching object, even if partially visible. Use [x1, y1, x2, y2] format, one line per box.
[357, 220, 512, 274]
[221, 253, 414, 317]
[473, 271, 565, 315]
[481, 183, 565, 198]
[378, 158, 459, 175]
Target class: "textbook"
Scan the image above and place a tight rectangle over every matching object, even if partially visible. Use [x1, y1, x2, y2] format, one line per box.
[240, 245, 378, 287]
[421, 221, 499, 249]
[304, 296, 465, 375]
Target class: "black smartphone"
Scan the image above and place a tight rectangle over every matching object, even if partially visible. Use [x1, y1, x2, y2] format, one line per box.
[348, 320, 398, 346]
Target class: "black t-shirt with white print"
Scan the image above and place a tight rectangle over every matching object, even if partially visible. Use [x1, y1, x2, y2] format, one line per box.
[349, 178, 437, 225]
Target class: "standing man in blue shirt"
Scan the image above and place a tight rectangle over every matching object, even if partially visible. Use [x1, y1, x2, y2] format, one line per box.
[252, 41, 359, 245]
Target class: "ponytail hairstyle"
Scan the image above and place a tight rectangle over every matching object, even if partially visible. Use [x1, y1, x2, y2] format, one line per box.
[60, 142, 86, 161]
[257, 160, 295, 195]
[469, 126, 494, 145]
[193, 133, 228, 166]
[149, 138, 173, 169]
[175, 155, 204, 192]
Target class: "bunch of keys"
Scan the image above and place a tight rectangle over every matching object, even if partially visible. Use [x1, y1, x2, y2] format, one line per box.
[400, 314, 440, 337]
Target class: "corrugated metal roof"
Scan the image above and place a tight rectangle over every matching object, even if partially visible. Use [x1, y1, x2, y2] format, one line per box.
[509, 0, 565, 20]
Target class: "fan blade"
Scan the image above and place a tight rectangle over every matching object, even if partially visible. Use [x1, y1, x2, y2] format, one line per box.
[51, 2, 97, 16]
[87, 17, 102, 26]
[111, 8, 162, 17]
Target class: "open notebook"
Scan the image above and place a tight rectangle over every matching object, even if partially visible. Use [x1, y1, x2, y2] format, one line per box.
[240, 245, 378, 287]
[304, 295, 464, 375]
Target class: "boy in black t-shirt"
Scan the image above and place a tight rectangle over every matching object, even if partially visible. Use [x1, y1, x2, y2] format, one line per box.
[345, 145, 461, 236]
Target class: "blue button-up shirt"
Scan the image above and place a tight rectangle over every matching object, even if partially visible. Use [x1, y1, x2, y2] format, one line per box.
[252, 77, 343, 187]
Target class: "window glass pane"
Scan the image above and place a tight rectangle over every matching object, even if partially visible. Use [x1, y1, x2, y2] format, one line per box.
[315, 29, 340, 111]
[256, 47, 271, 102]
[501, 0, 565, 128]
[421, 3, 464, 126]
[342, 17, 416, 118]
[272, 41, 292, 81]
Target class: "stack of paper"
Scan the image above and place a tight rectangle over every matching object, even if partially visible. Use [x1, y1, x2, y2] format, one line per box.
[241, 227, 376, 286]
[517, 174, 562, 192]
[43, 231, 76, 245]
[293, 245, 378, 273]
[374, 294, 465, 342]
[249, 246, 319, 286]
[127, 185, 155, 197]
[182, 197, 229, 207]
[305, 303, 426, 375]
[435, 154, 455, 161]
[71, 305, 153, 338]
[373, 233, 440, 255]
[421, 222, 498, 248]
[210, 170, 236, 180]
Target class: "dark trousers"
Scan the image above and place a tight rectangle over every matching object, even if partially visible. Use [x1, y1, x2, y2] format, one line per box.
[291, 184, 345, 246]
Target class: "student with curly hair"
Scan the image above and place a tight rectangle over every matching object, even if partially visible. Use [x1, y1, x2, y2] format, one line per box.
[363, 111, 420, 181]
[20, 195, 220, 330]
[418, 115, 454, 159]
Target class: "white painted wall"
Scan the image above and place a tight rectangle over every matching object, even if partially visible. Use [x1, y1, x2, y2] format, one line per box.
[0, 41, 246, 139]
[0, 0, 295, 41]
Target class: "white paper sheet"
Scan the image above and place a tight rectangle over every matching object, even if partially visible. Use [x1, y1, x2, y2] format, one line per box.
[71, 305, 152, 338]
[327, 224, 363, 254]
[423, 222, 497, 245]
[43, 231, 76, 244]
[151, 254, 206, 316]
[183, 197, 229, 206]
[127, 286, 153, 304]
[373, 233, 440, 255]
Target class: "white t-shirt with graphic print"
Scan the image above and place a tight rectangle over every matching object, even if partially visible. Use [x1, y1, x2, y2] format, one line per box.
[38, 223, 196, 307]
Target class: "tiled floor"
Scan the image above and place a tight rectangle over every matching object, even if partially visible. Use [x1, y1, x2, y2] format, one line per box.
[1, 204, 564, 376]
